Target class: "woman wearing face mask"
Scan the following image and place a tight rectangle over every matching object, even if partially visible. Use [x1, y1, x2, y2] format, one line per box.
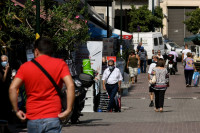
[127, 50, 140, 84]
[1, 55, 10, 82]
[0, 55, 12, 122]
[102, 59, 123, 112]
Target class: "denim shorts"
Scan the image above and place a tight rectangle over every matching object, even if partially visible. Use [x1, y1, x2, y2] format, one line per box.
[27, 118, 62, 133]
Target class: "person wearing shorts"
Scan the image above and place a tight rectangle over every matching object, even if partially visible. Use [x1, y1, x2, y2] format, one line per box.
[127, 50, 140, 84]
[148, 55, 158, 107]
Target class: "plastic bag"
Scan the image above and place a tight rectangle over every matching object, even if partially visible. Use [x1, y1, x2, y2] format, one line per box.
[138, 68, 141, 74]
[193, 72, 199, 80]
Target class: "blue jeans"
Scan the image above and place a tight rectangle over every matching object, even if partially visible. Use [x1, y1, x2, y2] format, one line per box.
[140, 60, 146, 73]
[27, 118, 62, 133]
[106, 83, 118, 111]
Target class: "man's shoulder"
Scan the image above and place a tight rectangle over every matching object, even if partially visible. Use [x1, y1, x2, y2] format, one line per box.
[150, 63, 156, 67]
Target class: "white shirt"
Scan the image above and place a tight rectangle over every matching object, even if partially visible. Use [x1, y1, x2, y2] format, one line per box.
[148, 62, 157, 74]
[157, 55, 164, 59]
[102, 67, 123, 84]
[182, 49, 191, 60]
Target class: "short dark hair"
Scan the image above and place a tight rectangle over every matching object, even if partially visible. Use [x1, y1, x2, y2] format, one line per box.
[130, 50, 135, 54]
[157, 58, 165, 67]
[185, 44, 188, 48]
[187, 52, 192, 57]
[34, 38, 54, 56]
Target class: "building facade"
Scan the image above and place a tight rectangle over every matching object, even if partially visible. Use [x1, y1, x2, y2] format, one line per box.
[160, 0, 200, 46]
[88, 0, 148, 32]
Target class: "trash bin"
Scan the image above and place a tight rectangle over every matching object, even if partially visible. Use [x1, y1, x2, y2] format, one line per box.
[0, 120, 8, 133]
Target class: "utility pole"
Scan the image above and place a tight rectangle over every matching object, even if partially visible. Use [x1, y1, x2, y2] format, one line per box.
[152, 0, 155, 32]
[36, 0, 40, 40]
[107, 0, 109, 38]
[120, 0, 122, 56]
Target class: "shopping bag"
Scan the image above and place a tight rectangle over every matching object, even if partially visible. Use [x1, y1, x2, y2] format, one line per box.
[193, 72, 199, 80]
[114, 92, 121, 112]
[193, 72, 199, 86]
[138, 68, 141, 74]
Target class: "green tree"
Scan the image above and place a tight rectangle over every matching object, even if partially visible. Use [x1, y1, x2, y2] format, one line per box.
[128, 5, 163, 32]
[184, 8, 200, 34]
[0, 0, 89, 55]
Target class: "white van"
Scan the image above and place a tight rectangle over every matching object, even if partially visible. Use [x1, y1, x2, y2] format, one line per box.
[132, 32, 164, 64]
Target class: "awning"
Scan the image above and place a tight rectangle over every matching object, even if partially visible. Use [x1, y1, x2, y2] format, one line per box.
[184, 34, 200, 42]
[112, 29, 133, 40]
[88, 24, 119, 39]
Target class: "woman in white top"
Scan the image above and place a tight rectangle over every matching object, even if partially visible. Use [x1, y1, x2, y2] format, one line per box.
[157, 50, 164, 59]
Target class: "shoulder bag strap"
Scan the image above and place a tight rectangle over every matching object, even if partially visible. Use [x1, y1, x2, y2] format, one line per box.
[106, 68, 115, 83]
[31, 59, 63, 98]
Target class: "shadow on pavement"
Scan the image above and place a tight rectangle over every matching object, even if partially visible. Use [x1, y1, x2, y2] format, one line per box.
[64, 119, 110, 127]
[162, 110, 173, 113]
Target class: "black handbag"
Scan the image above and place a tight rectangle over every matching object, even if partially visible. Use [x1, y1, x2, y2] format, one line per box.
[31, 59, 67, 111]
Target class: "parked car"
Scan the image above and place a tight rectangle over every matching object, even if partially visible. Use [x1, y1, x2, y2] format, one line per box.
[164, 41, 183, 61]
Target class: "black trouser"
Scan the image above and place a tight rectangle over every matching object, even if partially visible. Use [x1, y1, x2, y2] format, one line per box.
[184, 70, 194, 85]
[140, 60, 146, 73]
[174, 62, 178, 72]
[106, 83, 118, 111]
[154, 90, 166, 109]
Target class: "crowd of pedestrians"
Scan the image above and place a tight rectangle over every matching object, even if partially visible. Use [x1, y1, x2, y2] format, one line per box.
[0, 38, 198, 132]
[126, 43, 197, 112]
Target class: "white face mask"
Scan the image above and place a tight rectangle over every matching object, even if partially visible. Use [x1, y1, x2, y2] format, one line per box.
[108, 65, 114, 70]
[1, 61, 8, 67]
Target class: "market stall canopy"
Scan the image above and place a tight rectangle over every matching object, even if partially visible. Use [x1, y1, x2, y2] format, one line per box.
[89, 24, 119, 39]
[184, 34, 200, 42]
[112, 29, 133, 40]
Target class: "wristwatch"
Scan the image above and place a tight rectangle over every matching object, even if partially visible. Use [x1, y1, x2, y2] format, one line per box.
[12, 109, 18, 114]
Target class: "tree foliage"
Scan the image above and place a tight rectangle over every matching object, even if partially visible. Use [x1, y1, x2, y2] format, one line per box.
[184, 8, 200, 34]
[0, 0, 89, 55]
[128, 5, 163, 32]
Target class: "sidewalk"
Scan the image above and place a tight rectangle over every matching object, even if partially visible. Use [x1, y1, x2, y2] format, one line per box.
[9, 63, 200, 133]
[64, 63, 200, 133]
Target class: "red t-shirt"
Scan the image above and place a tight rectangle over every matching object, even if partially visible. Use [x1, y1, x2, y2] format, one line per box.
[15, 55, 70, 120]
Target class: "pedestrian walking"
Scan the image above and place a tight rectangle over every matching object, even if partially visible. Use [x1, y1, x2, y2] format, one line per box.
[138, 47, 148, 73]
[157, 50, 164, 59]
[148, 55, 158, 107]
[182, 44, 191, 65]
[9, 38, 75, 133]
[169, 47, 178, 72]
[127, 50, 140, 84]
[102, 59, 123, 112]
[152, 59, 169, 112]
[136, 42, 142, 53]
[184, 52, 196, 87]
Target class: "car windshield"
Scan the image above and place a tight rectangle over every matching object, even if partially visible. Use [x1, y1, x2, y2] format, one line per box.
[169, 42, 180, 48]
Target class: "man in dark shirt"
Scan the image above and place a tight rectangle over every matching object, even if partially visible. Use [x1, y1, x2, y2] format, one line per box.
[136, 42, 142, 53]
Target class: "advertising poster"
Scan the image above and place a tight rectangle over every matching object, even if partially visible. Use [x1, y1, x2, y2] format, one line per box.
[103, 38, 114, 56]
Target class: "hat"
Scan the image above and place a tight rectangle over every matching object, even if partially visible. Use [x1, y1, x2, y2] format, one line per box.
[108, 59, 114, 64]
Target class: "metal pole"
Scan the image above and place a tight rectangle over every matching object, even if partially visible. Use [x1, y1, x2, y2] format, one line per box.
[36, 0, 40, 39]
[107, 0, 109, 38]
[152, 0, 155, 32]
[120, 0, 122, 56]
[85, 0, 88, 14]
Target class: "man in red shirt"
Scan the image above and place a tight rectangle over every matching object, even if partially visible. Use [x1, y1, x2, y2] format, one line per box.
[9, 38, 75, 133]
